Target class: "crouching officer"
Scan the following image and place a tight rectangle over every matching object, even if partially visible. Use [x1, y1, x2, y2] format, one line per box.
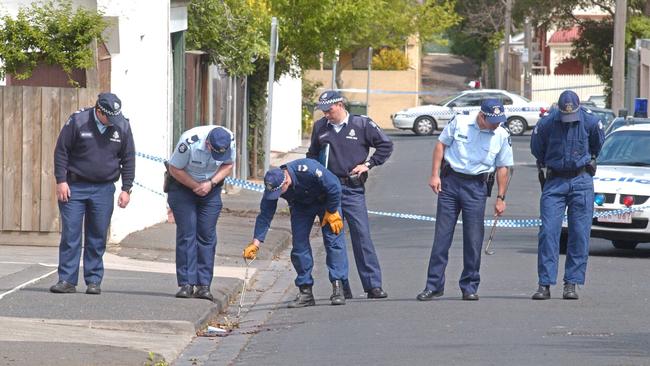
[417, 99, 513, 301]
[167, 125, 235, 301]
[307, 90, 393, 299]
[530, 90, 604, 300]
[243, 158, 349, 307]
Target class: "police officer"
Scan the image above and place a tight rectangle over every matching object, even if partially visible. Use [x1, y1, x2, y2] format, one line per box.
[530, 90, 604, 300]
[243, 158, 348, 307]
[306, 90, 393, 299]
[167, 125, 235, 301]
[417, 99, 513, 301]
[50, 92, 135, 295]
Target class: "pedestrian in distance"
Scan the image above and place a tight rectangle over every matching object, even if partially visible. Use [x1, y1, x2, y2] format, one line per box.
[306, 90, 393, 300]
[530, 90, 604, 300]
[50, 92, 135, 295]
[243, 158, 349, 307]
[167, 125, 235, 301]
[417, 99, 513, 301]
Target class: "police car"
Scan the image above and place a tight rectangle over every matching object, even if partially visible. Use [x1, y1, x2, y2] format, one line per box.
[391, 89, 546, 136]
[560, 124, 650, 252]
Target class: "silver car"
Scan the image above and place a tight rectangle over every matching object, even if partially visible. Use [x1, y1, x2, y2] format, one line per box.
[391, 89, 548, 136]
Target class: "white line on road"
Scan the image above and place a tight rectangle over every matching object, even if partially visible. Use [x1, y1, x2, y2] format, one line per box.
[0, 268, 57, 300]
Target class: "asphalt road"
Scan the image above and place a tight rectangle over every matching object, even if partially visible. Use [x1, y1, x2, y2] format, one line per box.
[193, 131, 650, 366]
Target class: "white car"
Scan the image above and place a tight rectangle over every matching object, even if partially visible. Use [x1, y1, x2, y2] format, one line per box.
[391, 89, 547, 136]
[560, 124, 650, 252]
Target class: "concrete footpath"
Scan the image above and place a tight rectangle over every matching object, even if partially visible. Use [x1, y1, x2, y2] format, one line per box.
[0, 146, 308, 366]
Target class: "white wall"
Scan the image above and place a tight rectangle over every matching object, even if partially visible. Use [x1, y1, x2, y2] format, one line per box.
[270, 74, 302, 153]
[97, 0, 173, 242]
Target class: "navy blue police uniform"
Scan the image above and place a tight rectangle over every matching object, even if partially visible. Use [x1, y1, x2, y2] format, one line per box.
[417, 99, 513, 301]
[254, 158, 348, 290]
[52, 93, 135, 292]
[167, 125, 235, 300]
[530, 90, 604, 300]
[307, 91, 393, 297]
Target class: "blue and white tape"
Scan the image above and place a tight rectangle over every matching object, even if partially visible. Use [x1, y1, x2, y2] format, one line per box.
[133, 151, 649, 228]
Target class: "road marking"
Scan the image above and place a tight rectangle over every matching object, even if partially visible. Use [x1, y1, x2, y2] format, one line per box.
[0, 268, 57, 300]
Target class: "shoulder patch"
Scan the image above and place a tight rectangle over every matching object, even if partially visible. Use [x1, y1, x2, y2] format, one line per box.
[178, 143, 188, 153]
[315, 168, 323, 177]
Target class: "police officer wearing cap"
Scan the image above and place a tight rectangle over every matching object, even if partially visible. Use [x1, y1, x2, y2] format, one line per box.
[167, 125, 235, 301]
[306, 90, 393, 299]
[243, 158, 349, 307]
[50, 92, 135, 295]
[530, 90, 604, 300]
[417, 99, 513, 301]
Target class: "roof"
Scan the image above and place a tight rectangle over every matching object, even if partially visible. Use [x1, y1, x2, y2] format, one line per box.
[549, 27, 581, 44]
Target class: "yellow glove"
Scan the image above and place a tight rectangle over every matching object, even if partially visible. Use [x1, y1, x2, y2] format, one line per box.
[243, 242, 259, 260]
[321, 210, 343, 235]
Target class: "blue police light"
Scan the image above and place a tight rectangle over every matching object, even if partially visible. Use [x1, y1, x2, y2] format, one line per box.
[634, 98, 648, 118]
[594, 194, 605, 206]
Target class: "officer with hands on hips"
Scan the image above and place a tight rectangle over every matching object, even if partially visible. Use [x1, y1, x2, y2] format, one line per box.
[50, 92, 135, 295]
[306, 90, 393, 299]
[167, 125, 235, 301]
[417, 99, 513, 301]
[530, 90, 604, 300]
[243, 158, 349, 307]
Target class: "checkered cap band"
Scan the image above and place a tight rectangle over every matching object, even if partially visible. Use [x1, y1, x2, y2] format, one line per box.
[318, 97, 344, 106]
[97, 103, 122, 116]
[265, 176, 285, 192]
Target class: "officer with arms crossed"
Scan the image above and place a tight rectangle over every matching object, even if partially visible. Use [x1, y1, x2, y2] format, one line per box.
[167, 125, 235, 301]
[243, 158, 349, 307]
[530, 90, 604, 300]
[307, 90, 393, 299]
[51, 92, 135, 295]
[417, 99, 513, 301]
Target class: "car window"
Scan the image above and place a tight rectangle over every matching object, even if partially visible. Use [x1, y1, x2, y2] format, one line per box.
[598, 130, 650, 166]
[483, 92, 514, 105]
[451, 94, 482, 107]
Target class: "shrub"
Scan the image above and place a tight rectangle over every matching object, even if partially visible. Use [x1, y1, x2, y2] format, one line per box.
[371, 48, 409, 71]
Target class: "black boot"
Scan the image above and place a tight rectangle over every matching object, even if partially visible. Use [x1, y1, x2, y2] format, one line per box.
[343, 279, 353, 299]
[563, 283, 579, 300]
[532, 285, 550, 300]
[330, 280, 346, 305]
[288, 286, 315, 308]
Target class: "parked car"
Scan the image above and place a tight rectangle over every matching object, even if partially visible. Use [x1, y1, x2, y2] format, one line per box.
[560, 124, 650, 253]
[587, 95, 607, 108]
[391, 89, 547, 136]
[604, 116, 650, 136]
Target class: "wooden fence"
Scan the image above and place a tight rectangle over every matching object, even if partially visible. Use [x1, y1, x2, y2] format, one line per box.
[0, 86, 99, 245]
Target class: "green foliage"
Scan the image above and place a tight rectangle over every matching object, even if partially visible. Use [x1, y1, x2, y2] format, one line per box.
[572, 20, 613, 87]
[371, 48, 409, 71]
[144, 352, 168, 366]
[626, 15, 650, 47]
[0, 0, 107, 85]
[186, 0, 268, 77]
[301, 78, 322, 138]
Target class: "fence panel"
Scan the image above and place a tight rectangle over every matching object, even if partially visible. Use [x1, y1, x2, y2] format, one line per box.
[532, 74, 605, 104]
[0, 86, 99, 238]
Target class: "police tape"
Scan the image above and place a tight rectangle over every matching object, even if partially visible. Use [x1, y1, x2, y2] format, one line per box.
[134, 151, 649, 228]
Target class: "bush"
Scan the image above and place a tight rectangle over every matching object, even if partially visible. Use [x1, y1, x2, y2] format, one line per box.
[371, 48, 409, 71]
[0, 0, 107, 85]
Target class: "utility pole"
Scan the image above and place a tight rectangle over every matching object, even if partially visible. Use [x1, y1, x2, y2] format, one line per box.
[523, 18, 533, 99]
[611, 0, 627, 112]
[264, 17, 278, 173]
[502, 0, 512, 91]
[366, 47, 372, 109]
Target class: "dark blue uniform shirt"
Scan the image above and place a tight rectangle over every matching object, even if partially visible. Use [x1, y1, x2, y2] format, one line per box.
[306, 114, 393, 177]
[531, 107, 604, 171]
[54, 108, 135, 192]
[253, 159, 341, 242]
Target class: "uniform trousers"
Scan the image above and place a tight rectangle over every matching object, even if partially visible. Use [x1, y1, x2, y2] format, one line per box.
[341, 184, 382, 291]
[168, 183, 222, 286]
[425, 174, 487, 295]
[538, 173, 593, 285]
[290, 204, 348, 287]
[57, 181, 115, 285]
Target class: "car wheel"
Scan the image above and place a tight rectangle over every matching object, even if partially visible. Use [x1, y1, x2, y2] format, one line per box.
[612, 240, 638, 250]
[559, 230, 568, 254]
[413, 116, 436, 136]
[506, 117, 527, 136]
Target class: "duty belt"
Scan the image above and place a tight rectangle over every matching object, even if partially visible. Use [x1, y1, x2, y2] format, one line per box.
[449, 169, 488, 181]
[67, 172, 112, 184]
[547, 167, 587, 179]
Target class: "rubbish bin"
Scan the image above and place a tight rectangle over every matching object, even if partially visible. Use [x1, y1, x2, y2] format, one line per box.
[347, 101, 367, 116]
[634, 98, 648, 118]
